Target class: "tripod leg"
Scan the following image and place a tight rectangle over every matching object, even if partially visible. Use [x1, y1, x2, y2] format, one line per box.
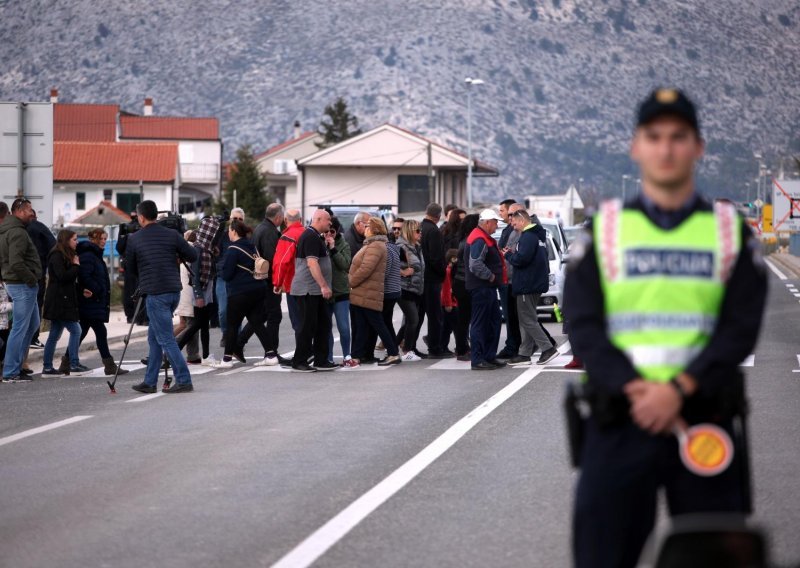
[108, 294, 145, 393]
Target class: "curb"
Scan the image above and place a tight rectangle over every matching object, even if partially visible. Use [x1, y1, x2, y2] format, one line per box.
[24, 327, 151, 364]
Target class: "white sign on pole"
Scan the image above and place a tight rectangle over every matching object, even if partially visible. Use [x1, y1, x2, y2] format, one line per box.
[772, 179, 800, 232]
[0, 102, 54, 225]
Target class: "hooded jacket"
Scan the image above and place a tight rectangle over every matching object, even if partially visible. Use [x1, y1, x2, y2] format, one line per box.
[465, 226, 506, 291]
[504, 224, 550, 295]
[0, 216, 42, 285]
[77, 240, 111, 322]
[396, 237, 424, 296]
[348, 235, 387, 312]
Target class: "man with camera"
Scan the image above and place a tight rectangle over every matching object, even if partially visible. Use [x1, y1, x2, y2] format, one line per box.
[125, 201, 198, 393]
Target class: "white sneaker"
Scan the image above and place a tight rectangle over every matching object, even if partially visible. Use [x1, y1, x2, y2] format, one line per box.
[202, 354, 218, 366]
[210, 359, 234, 369]
[254, 354, 279, 367]
[401, 351, 422, 362]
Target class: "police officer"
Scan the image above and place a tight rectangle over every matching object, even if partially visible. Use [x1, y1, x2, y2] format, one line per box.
[564, 89, 767, 568]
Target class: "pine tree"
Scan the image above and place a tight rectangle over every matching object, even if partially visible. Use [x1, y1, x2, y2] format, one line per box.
[316, 97, 363, 149]
[217, 144, 271, 222]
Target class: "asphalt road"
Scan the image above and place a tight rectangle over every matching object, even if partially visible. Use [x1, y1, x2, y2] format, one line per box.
[1, 270, 798, 567]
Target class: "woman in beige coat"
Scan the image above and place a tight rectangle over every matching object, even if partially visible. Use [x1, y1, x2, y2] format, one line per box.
[348, 218, 401, 366]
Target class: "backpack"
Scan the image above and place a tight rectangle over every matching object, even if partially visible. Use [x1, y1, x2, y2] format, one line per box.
[229, 245, 270, 280]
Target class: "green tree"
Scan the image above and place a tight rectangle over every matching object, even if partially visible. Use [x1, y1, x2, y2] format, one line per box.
[216, 144, 271, 222]
[316, 97, 362, 149]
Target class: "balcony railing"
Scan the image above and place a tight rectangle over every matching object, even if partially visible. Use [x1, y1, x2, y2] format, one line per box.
[180, 163, 220, 183]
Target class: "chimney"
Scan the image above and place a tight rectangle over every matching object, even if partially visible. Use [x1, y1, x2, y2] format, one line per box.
[144, 97, 153, 116]
[293, 120, 301, 139]
[50, 89, 58, 103]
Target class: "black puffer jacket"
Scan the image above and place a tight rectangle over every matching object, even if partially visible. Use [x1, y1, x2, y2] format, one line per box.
[43, 250, 80, 322]
[77, 241, 111, 322]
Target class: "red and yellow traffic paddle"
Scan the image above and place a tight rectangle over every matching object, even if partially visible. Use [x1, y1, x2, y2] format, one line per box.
[674, 423, 734, 477]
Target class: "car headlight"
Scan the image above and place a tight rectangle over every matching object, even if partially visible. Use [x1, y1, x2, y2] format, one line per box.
[549, 273, 556, 287]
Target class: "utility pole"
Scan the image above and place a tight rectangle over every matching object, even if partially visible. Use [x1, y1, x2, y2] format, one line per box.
[427, 143, 434, 204]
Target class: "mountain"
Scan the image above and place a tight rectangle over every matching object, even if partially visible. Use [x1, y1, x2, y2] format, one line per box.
[2, 0, 799, 204]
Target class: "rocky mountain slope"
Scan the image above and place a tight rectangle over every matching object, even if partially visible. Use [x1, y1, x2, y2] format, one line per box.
[2, 0, 799, 203]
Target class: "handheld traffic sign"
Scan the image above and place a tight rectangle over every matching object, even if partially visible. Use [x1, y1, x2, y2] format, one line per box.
[674, 423, 734, 477]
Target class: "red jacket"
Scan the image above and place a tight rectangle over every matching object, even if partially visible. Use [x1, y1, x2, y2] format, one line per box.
[441, 263, 458, 308]
[272, 222, 304, 293]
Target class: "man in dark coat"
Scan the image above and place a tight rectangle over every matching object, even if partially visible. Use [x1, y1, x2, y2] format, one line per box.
[26, 210, 55, 348]
[417, 202, 450, 357]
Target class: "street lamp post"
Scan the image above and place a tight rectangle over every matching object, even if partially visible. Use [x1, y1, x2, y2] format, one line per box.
[465, 77, 484, 209]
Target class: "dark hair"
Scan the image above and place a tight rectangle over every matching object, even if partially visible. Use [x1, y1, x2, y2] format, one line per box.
[136, 200, 158, 221]
[87, 228, 107, 241]
[445, 248, 459, 264]
[444, 204, 457, 217]
[499, 198, 517, 208]
[330, 216, 342, 235]
[442, 208, 465, 239]
[425, 203, 443, 218]
[11, 198, 31, 213]
[393, 217, 405, 224]
[229, 219, 252, 239]
[0, 201, 9, 218]
[459, 213, 480, 241]
[54, 229, 77, 262]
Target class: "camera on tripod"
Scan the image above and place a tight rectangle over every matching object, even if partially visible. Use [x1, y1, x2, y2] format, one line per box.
[118, 210, 186, 238]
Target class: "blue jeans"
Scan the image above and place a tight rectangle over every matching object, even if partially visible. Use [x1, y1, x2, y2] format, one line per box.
[286, 294, 300, 331]
[215, 277, 228, 337]
[3, 283, 40, 378]
[144, 293, 192, 386]
[328, 298, 351, 360]
[44, 320, 82, 369]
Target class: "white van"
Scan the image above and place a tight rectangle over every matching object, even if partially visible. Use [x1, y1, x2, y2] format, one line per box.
[538, 231, 566, 319]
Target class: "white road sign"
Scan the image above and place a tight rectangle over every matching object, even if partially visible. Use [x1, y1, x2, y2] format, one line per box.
[0, 102, 54, 225]
[772, 179, 800, 232]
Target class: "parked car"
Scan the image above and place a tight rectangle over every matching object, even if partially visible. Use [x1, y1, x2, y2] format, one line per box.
[537, 231, 566, 319]
[311, 203, 395, 231]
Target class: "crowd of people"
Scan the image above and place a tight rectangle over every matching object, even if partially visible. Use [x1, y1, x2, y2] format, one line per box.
[0, 194, 566, 387]
[159, 198, 565, 380]
[0, 198, 123, 381]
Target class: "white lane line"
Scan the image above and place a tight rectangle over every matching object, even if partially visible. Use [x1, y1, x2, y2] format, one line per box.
[793, 355, 800, 373]
[268, 366, 544, 568]
[126, 392, 166, 403]
[793, 294, 800, 298]
[557, 340, 571, 355]
[764, 258, 787, 280]
[739, 354, 755, 367]
[0, 416, 93, 448]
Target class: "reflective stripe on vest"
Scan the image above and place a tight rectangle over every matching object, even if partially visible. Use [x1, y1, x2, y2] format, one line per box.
[595, 199, 741, 382]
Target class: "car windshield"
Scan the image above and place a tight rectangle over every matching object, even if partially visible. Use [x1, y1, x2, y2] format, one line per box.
[546, 238, 556, 261]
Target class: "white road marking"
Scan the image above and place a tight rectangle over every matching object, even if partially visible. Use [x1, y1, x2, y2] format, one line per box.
[268, 366, 544, 568]
[0, 416, 93, 448]
[793, 294, 800, 298]
[126, 392, 165, 403]
[557, 340, 571, 355]
[427, 359, 471, 371]
[740, 354, 755, 367]
[793, 355, 800, 373]
[764, 258, 788, 280]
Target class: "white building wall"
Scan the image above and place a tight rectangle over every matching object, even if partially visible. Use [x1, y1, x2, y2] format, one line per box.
[301, 166, 430, 221]
[53, 184, 175, 226]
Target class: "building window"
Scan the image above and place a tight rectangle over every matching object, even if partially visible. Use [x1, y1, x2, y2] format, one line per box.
[103, 189, 113, 202]
[117, 193, 141, 216]
[398, 175, 430, 214]
[268, 186, 286, 204]
[76, 192, 86, 210]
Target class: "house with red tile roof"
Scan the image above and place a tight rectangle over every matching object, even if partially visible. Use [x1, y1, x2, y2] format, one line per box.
[51, 91, 221, 224]
[253, 122, 322, 207]
[295, 123, 498, 219]
[53, 141, 180, 226]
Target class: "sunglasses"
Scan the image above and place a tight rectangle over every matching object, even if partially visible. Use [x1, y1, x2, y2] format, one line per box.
[415, 229, 422, 234]
[392, 227, 402, 232]
[327, 229, 337, 234]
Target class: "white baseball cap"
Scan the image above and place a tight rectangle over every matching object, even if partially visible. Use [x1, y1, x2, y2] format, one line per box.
[479, 208, 503, 222]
